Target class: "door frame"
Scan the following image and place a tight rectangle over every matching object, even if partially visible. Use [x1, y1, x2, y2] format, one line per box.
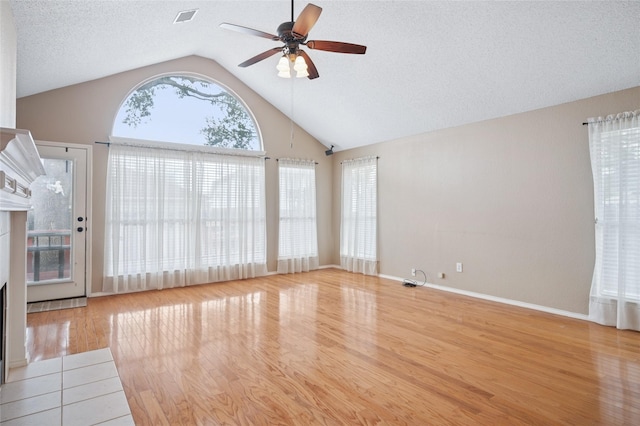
[32, 140, 93, 300]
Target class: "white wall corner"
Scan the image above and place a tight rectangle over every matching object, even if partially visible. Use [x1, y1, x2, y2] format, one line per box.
[0, 0, 17, 128]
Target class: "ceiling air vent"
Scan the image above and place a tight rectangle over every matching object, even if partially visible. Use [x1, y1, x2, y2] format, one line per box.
[174, 9, 198, 24]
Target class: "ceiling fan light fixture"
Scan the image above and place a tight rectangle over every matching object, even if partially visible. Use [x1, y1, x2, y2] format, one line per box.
[276, 56, 289, 71]
[294, 55, 309, 78]
[294, 55, 307, 70]
[276, 56, 291, 78]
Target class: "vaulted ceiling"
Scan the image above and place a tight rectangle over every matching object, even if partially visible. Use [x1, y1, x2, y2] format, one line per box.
[9, 1, 640, 151]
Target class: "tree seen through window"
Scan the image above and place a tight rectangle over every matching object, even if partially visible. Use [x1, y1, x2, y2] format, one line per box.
[112, 75, 260, 150]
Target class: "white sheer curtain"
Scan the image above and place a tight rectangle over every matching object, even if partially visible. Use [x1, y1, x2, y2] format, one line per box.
[103, 143, 267, 293]
[277, 158, 319, 274]
[340, 156, 377, 275]
[588, 110, 640, 331]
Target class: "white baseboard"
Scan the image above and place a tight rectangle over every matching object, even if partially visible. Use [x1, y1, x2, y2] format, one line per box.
[9, 358, 27, 369]
[319, 264, 341, 270]
[92, 268, 588, 322]
[88, 292, 112, 298]
[378, 273, 590, 322]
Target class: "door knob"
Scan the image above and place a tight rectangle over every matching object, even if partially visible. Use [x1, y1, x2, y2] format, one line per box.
[77, 227, 84, 232]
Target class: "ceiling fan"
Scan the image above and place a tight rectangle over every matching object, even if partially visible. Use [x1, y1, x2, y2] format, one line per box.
[220, 1, 367, 80]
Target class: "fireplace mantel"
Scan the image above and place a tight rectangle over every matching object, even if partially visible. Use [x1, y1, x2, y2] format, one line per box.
[0, 128, 45, 383]
[1, 128, 45, 211]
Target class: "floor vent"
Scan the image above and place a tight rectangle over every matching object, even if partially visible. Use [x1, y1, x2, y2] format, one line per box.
[27, 297, 87, 313]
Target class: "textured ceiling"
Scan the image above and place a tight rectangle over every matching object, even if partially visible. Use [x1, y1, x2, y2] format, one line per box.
[9, 1, 640, 151]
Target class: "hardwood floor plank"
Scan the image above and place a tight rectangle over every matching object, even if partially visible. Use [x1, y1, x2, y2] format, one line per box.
[26, 269, 640, 424]
[140, 389, 172, 426]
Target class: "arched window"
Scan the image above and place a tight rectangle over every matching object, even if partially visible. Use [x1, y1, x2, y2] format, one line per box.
[112, 74, 261, 150]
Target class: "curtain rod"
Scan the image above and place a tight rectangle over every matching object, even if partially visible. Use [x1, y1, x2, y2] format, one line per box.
[583, 112, 639, 125]
[340, 156, 379, 165]
[94, 140, 267, 159]
[275, 158, 318, 164]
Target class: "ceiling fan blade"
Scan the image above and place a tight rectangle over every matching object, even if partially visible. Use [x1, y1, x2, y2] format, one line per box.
[298, 50, 319, 80]
[238, 47, 283, 67]
[292, 4, 322, 39]
[306, 40, 367, 54]
[220, 23, 279, 41]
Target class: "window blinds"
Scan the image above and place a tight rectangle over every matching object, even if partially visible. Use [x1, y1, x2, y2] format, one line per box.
[103, 144, 267, 293]
[277, 158, 319, 274]
[340, 156, 378, 275]
[588, 110, 640, 330]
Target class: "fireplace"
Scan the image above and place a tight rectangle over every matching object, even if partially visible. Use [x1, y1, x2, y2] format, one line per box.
[0, 282, 5, 384]
[1, 212, 8, 384]
[1, 128, 46, 382]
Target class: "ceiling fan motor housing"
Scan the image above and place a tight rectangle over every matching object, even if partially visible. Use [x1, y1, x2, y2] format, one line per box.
[277, 22, 306, 43]
[277, 22, 304, 58]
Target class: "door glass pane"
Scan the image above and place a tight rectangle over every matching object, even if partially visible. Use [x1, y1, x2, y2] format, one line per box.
[27, 158, 73, 285]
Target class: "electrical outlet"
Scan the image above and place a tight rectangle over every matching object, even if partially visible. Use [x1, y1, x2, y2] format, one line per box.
[411, 268, 416, 276]
[456, 262, 463, 273]
[438, 272, 445, 279]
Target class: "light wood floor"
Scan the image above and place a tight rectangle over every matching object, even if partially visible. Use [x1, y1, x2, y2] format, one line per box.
[26, 269, 639, 425]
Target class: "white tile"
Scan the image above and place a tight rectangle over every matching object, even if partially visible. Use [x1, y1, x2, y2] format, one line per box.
[63, 377, 123, 406]
[1, 351, 131, 426]
[62, 391, 131, 426]
[0, 391, 61, 422]
[62, 362, 118, 389]
[96, 414, 136, 425]
[63, 348, 113, 371]
[7, 358, 62, 382]
[0, 407, 61, 426]
[0, 373, 61, 404]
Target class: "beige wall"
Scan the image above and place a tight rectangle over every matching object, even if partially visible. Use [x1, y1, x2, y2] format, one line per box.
[332, 86, 640, 314]
[0, 0, 17, 127]
[13, 47, 640, 315]
[16, 56, 333, 294]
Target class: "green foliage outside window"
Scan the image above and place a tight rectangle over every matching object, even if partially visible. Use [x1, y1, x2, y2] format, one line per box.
[116, 75, 259, 150]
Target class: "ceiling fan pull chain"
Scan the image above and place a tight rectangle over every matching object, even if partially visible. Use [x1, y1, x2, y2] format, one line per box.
[290, 76, 295, 148]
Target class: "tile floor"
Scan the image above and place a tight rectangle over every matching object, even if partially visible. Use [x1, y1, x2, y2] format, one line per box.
[0, 348, 133, 425]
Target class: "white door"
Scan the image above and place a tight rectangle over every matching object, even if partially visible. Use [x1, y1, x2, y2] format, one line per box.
[26, 144, 89, 302]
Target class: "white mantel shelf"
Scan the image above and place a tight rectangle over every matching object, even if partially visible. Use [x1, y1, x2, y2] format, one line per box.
[0, 128, 45, 211]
